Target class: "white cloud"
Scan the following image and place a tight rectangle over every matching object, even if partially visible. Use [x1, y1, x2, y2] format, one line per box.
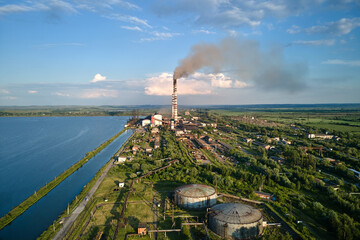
[71, 0, 141, 12]
[28, 90, 38, 94]
[108, 0, 141, 10]
[233, 80, 248, 88]
[0, 0, 141, 16]
[306, 18, 360, 35]
[228, 30, 238, 37]
[152, 0, 331, 28]
[1, 96, 17, 100]
[0, 4, 34, 14]
[192, 29, 216, 34]
[322, 59, 360, 66]
[121, 26, 143, 31]
[53, 92, 70, 97]
[287, 25, 301, 34]
[52, 88, 118, 98]
[0, 88, 10, 94]
[105, 14, 152, 28]
[48, 0, 77, 14]
[288, 18, 360, 36]
[144, 72, 245, 96]
[92, 73, 107, 83]
[208, 73, 232, 88]
[144, 72, 211, 95]
[292, 39, 336, 46]
[77, 89, 118, 98]
[140, 31, 181, 42]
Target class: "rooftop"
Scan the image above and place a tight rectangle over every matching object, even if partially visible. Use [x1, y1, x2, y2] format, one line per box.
[209, 203, 262, 224]
[175, 184, 216, 198]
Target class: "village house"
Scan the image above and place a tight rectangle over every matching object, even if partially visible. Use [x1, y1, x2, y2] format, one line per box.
[254, 191, 275, 200]
[253, 141, 271, 150]
[244, 138, 253, 143]
[151, 127, 159, 134]
[145, 147, 152, 154]
[138, 223, 147, 235]
[132, 145, 140, 155]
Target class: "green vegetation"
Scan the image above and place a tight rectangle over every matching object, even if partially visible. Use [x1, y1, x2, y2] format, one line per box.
[35, 104, 360, 240]
[0, 127, 130, 230]
[0, 105, 166, 117]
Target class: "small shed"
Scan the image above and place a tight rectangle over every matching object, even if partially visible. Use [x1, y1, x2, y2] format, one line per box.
[151, 127, 159, 134]
[145, 147, 152, 154]
[117, 156, 126, 163]
[138, 222, 147, 235]
[119, 182, 125, 188]
[254, 191, 275, 200]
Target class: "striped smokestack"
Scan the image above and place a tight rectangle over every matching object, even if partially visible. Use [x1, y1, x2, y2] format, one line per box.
[171, 76, 178, 122]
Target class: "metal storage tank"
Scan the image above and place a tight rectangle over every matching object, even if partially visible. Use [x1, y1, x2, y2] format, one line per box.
[174, 184, 217, 209]
[208, 203, 264, 239]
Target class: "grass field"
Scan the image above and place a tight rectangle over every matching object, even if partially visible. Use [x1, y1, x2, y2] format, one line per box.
[209, 108, 360, 133]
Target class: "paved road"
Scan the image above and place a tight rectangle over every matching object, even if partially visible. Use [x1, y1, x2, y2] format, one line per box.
[53, 160, 114, 240]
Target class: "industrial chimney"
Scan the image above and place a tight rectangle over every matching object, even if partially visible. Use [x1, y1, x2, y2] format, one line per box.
[171, 76, 178, 123]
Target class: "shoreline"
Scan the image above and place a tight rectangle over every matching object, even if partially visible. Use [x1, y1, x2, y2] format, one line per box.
[37, 128, 137, 240]
[0, 127, 130, 230]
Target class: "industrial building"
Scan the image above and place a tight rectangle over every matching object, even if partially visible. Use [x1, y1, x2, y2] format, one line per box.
[152, 114, 163, 126]
[141, 114, 163, 127]
[194, 138, 211, 150]
[174, 184, 217, 209]
[208, 203, 264, 239]
[142, 119, 151, 127]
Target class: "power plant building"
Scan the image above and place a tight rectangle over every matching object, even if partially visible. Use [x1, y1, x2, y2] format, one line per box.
[174, 184, 216, 209]
[208, 203, 264, 239]
[153, 114, 162, 126]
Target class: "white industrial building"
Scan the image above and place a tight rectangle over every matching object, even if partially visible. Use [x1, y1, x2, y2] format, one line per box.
[142, 119, 151, 127]
[153, 114, 162, 126]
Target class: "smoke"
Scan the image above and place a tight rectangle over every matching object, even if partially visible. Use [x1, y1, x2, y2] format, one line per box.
[174, 38, 307, 92]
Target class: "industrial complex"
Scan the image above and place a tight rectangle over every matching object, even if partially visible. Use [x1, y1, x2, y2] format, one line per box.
[35, 73, 360, 240]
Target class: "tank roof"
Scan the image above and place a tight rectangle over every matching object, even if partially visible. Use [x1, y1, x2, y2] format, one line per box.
[175, 184, 216, 198]
[209, 203, 262, 224]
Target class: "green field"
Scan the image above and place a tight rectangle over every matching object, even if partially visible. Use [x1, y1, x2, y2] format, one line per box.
[208, 108, 360, 133]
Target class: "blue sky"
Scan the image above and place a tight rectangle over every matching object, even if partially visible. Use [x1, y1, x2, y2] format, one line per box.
[0, 0, 359, 106]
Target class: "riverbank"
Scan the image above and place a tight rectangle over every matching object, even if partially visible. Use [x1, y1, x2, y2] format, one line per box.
[0, 127, 129, 230]
[37, 129, 137, 240]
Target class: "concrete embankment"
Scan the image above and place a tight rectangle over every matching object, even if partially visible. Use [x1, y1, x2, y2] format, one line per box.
[0, 127, 129, 230]
[53, 128, 136, 240]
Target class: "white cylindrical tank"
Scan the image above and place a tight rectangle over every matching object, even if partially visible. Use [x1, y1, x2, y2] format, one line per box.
[208, 203, 264, 239]
[174, 184, 217, 209]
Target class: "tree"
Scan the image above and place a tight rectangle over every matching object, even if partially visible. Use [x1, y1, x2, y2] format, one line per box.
[132, 163, 140, 171]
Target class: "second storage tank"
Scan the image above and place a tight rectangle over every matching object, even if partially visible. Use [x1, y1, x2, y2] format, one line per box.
[208, 203, 264, 239]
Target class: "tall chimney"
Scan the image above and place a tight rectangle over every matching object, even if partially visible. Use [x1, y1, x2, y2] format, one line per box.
[171, 76, 178, 122]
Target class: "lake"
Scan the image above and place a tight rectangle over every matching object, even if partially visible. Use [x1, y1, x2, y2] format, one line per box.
[0, 116, 132, 239]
